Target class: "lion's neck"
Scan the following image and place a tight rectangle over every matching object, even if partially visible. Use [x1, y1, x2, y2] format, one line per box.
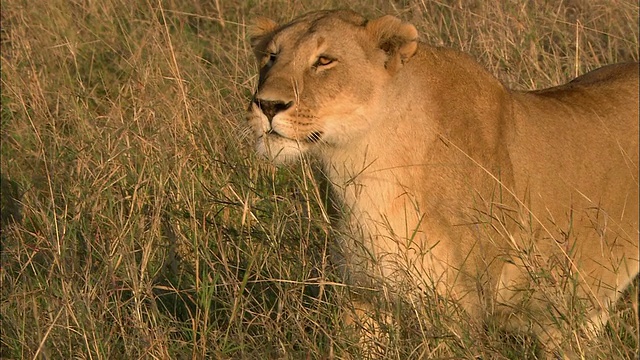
[319, 126, 430, 241]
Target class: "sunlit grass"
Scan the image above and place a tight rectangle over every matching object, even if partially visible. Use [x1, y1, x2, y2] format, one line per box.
[1, 0, 637, 358]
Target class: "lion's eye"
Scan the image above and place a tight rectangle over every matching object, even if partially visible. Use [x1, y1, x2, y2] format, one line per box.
[314, 56, 335, 67]
[265, 52, 277, 68]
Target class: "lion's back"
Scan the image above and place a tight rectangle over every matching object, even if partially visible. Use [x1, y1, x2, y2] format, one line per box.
[507, 63, 638, 242]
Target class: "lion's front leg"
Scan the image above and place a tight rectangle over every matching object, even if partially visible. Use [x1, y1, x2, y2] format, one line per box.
[343, 296, 391, 359]
[495, 261, 587, 360]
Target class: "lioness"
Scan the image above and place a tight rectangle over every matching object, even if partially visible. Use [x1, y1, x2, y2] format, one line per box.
[246, 10, 639, 356]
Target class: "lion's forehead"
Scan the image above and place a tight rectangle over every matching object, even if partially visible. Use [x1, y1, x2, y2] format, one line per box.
[287, 10, 366, 29]
[272, 14, 365, 51]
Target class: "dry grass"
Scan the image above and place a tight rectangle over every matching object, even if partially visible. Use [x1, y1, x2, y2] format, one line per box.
[1, 0, 637, 359]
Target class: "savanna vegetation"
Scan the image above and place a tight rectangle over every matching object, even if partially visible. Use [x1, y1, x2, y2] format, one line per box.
[1, 1, 637, 358]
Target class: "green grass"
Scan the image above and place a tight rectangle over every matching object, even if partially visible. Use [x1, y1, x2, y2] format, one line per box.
[1, 0, 637, 359]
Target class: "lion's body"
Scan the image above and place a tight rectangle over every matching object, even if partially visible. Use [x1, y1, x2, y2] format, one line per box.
[247, 10, 639, 354]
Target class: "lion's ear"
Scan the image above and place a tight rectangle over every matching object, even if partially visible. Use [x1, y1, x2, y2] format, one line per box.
[365, 15, 418, 72]
[250, 17, 278, 50]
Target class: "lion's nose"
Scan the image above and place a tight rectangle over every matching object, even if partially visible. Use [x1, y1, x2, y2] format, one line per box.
[254, 99, 293, 122]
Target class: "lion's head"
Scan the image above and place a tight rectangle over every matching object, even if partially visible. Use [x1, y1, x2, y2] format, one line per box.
[247, 10, 418, 163]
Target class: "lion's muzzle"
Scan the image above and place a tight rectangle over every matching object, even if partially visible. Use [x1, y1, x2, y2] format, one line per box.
[254, 98, 293, 123]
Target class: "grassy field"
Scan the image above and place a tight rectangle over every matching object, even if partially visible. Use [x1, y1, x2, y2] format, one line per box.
[1, 0, 638, 359]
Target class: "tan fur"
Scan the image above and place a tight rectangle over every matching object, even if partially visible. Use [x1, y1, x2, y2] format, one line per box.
[247, 10, 639, 356]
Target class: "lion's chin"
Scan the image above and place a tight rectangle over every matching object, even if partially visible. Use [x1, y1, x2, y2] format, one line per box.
[256, 136, 307, 164]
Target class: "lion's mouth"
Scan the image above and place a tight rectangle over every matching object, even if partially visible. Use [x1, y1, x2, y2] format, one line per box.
[261, 129, 324, 143]
[265, 129, 280, 137]
[263, 129, 292, 141]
